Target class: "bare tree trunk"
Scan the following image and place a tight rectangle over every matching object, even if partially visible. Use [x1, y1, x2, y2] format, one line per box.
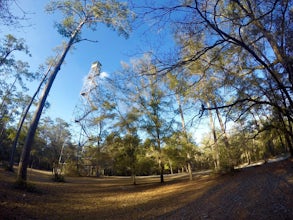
[176, 94, 193, 180]
[285, 118, 293, 157]
[17, 20, 85, 183]
[131, 160, 136, 185]
[158, 157, 164, 183]
[214, 101, 230, 149]
[156, 127, 164, 183]
[168, 159, 173, 174]
[207, 102, 220, 170]
[245, 151, 251, 165]
[176, 94, 186, 133]
[8, 66, 51, 171]
[276, 106, 293, 157]
[187, 153, 192, 181]
[214, 101, 234, 168]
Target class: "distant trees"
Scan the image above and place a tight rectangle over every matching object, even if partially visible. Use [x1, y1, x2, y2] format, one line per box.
[0, 34, 34, 165]
[119, 54, 177, 183]
[0, 35, 32, 124]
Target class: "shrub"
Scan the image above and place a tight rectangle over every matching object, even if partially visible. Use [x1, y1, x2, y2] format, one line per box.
[52, 173, 65, 182]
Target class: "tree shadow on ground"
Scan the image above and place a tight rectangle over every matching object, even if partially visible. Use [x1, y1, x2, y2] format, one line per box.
[158, 159, 293, 220]
[0, 159, 292, 220]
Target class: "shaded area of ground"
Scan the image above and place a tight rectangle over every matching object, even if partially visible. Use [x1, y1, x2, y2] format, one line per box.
[161, 159, 293, 220]
[0, 158, 292, 219]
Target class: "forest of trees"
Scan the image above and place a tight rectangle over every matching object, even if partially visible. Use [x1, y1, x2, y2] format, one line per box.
[0, 0, 292, 185]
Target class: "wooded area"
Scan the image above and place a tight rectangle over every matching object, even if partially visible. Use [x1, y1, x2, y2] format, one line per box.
[0, 0, 293, 218]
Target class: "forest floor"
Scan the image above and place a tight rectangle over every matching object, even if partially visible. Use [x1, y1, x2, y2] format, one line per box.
[0, 158, 292, 220]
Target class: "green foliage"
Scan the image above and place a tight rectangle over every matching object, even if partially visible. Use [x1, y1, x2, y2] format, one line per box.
[91, 0, 135, 38]
[0, 34, 29, 65]
[217, 145, 236, 174]
[104, 133, 140, 176]
[136, 155, 157, 176]
[0, 34, 32, 95]
[64, 161, 79, 176]
[46, 0, 135, 39]
[54, 16, 77, 38]
[0, 35, 35, 165]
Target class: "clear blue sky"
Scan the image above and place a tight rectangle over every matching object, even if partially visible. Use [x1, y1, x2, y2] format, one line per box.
[2, 0, 210, 143]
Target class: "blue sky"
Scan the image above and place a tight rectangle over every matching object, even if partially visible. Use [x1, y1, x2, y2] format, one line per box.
[4, 1, 145, 122]
[2, 0, 211, 143]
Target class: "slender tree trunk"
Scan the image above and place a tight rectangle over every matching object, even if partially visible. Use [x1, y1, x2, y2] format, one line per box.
[131, 163, 136, 185]
[207, 102, 220, 170]
[245, 151, 251, 164]
[159, 157, 164, 183]
[168, 159, 173, 174]
[155, 133, 164, 184]
[214, 101, 230, 148]
[187, 153, 192, 180]
[8, 106, 27, 171]
[286, 118, 293, 157]
[155, 128, 164, 183]
[158, 138, 164, 183]
[176, 94, 186, 133]
[8, 67, 51, 171]
[277, 108, 293, 157]
[176, 94, 193, 180]
[214, 101, 234, 168]
[131, 174, 136, 185]
[131, 155, 136, 185]
[283, 131, 292, 155]
[17, 20, 85, 183]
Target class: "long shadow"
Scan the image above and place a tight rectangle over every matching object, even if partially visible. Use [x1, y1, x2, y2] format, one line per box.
[156, 159, 293, 220]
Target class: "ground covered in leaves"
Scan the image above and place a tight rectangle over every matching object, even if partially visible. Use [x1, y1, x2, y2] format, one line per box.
[0, 158, 293, 219]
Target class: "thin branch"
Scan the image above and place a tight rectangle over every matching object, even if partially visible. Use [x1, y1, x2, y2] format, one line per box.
[73, 38, 99, 44]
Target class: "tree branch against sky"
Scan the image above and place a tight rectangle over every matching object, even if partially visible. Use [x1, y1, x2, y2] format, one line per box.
[0, 0, 27, 28]
[136, 0, 293, 156]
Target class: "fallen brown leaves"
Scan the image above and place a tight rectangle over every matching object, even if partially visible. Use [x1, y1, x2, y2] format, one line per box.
[0, 158, 292, 219]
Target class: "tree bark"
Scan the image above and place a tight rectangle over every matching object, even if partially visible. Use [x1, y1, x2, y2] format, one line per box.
[207, 101, 220, 170]
[159, 157, 164, 183]
[214, 101, 229, 149]
[17, 20, 85, 183]
[187, 153, 192, 181]
[168, 159, 173, 174]
[176, 94, 193, 180]
[8, 66, 51, 171]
